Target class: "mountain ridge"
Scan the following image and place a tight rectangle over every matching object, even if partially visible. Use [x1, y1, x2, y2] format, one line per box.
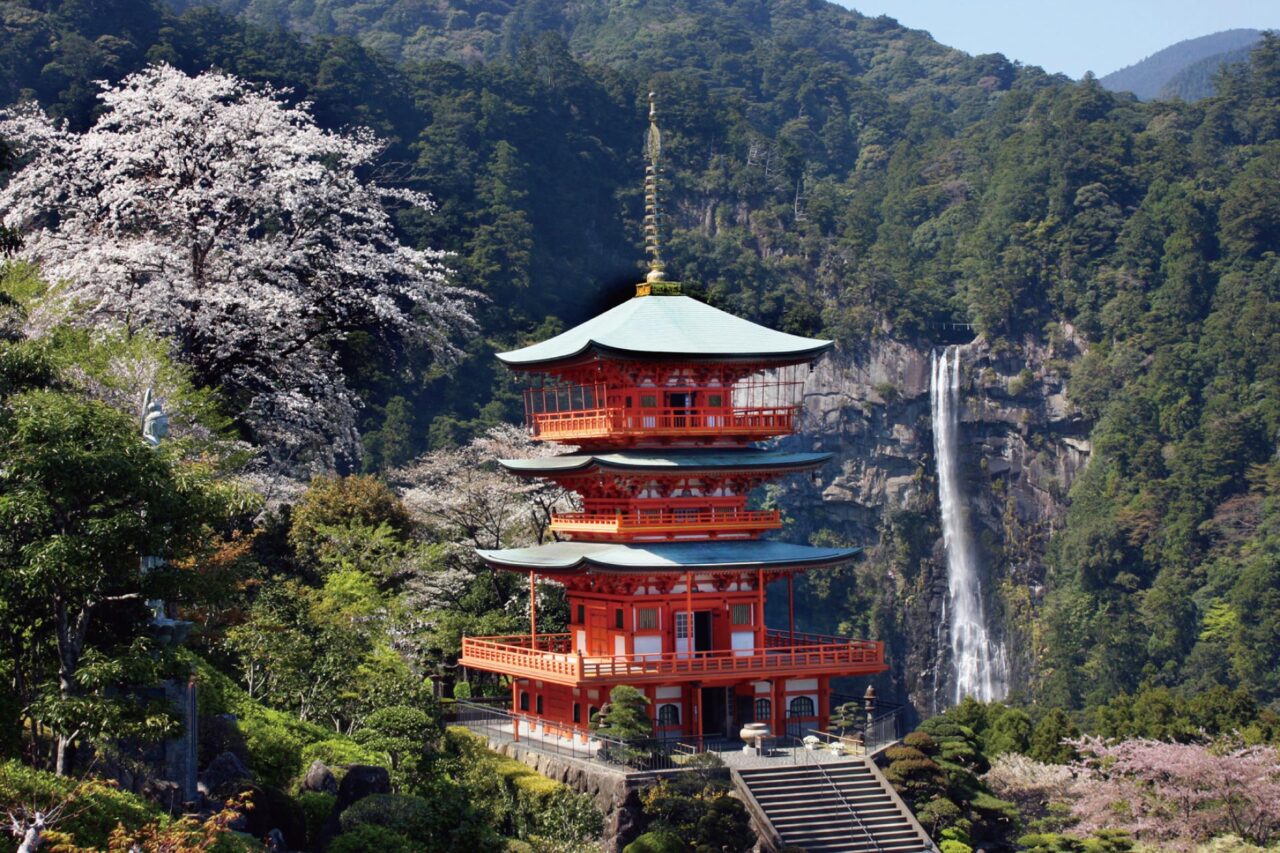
[1099, 27, 1262, 99]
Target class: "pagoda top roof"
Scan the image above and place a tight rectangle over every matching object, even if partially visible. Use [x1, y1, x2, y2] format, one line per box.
[476, 540, 858, 574]
[498, 448, 830, 476]
[497, 294, 832, 369]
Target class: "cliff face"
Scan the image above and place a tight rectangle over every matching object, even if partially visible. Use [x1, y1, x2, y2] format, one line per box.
[776, 331, 1091, 714]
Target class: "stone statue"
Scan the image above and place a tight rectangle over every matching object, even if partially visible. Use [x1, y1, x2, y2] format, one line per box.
[141, 387, 169, 447]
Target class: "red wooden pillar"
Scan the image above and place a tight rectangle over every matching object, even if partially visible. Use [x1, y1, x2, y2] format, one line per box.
[772, 678, 784, 740]
[693, 682, 703, 748]
[511, 679, 520, 742]
[757, 568, 766, 651]
[685, 570, 694, 658]
[529, 570, 537, 645]
[787, 572, 795, 643]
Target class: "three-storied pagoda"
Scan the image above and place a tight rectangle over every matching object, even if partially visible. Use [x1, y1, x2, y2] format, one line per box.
[458, 95, 886, 743]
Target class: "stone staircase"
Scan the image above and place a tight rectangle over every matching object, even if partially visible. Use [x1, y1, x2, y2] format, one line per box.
[733, 759, 934, 853]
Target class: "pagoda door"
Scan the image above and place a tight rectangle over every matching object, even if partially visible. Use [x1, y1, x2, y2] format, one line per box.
[586, 607, 610, 656]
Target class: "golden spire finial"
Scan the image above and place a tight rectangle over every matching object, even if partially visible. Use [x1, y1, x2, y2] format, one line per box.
[639, 91, 676, 295]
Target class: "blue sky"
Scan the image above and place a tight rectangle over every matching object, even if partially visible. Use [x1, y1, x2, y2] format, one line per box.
[834, 1, 1280, 79]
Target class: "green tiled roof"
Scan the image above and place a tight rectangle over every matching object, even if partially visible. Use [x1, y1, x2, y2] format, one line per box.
[498, 449, 831, 475]
[475, 540, 859, 574]
[497, 294, 832, 367]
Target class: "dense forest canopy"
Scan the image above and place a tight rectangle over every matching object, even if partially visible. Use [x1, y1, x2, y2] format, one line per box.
[1, 0, 1277, 716]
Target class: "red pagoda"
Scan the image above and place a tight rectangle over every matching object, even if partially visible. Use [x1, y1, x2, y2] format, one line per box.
[459, 95, 886, 744]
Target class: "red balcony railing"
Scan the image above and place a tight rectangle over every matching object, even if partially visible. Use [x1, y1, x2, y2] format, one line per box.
[459, 631, 886, 686]
[529, 405, 798, 442]
[550, 508, 782, 540]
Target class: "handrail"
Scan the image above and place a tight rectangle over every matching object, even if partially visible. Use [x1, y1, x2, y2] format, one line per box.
[460, 633, 885, 683]
[785, 735, 883, 853]
[551, 508, 781, 533]
[530, 404, 798, 439]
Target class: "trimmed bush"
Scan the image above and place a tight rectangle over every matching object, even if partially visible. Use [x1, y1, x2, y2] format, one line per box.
[298, 791, 335, 849]
[624, 831, 690, 853]
[300, 738, 384, 770]
[328, 823, 417, 853]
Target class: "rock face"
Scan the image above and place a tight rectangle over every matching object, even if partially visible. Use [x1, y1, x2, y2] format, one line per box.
[777, 331, 1091, 714]
[485, 738, 647, 852]
[301, 760, 338, 795]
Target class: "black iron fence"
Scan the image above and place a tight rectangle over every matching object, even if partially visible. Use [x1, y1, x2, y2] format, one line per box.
[453, 700, 706, 773]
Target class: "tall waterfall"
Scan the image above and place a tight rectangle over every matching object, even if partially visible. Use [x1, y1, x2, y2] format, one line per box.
[931, 347, 1008, 704]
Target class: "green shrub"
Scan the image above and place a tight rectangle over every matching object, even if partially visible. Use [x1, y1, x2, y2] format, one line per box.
[940, 840, 974, 853]
[504, 841, 534, 853]
[328, 823, 417, 853]
[340, 788, 502, 852]
[300, 738, 384, 770]
[624, 831, 689, 853]
[903, 731, 936, 752]
[239, 712, 305, 789]
[297, 791, 335, 848]
[0, 760, 159, 849]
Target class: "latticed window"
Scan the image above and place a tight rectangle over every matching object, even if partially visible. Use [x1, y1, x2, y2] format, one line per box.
[731, 603, 752, 625]
[637, 608, 659, 630]
[754, 698, 771, 723]
[519, 691, 530, 712]
[674, 612, 689, 640]
[789, 696, 816, 717]
[658, 704, 680, 726]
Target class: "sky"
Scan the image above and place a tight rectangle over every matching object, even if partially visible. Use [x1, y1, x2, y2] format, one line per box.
[834, 0, 1280, 79]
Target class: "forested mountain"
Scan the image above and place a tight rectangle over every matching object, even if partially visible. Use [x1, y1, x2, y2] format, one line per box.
[1100, 28, 1263, 100]
[1, 5, 1280, 846]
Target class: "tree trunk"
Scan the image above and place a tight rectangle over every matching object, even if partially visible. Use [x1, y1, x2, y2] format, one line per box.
[53, 597, 89, 777]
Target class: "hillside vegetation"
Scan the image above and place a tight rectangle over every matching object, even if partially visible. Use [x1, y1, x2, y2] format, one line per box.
[0, 2, 1279, 847]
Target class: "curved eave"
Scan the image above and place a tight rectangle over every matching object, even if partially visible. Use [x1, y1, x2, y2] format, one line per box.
[496, 339, 833, 371]
[475, 541, 861, 575]
[497, 450, 832, 477]
[496, 294, 834, 370]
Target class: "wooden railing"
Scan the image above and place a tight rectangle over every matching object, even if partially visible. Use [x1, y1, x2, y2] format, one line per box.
[460, 632, 885, 685]
[529, 405, 798, 442]
[550, 508, 781, 538]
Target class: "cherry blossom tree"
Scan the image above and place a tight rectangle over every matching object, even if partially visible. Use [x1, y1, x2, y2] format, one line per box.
[0, 64, 474, 468]
[982, 752, 1074, 822]
[1068, 736, 1280, 849]
[393, 424, 576, 550]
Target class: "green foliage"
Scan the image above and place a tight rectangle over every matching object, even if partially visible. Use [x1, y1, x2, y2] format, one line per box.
[0, 759, 160, 849]
[328, 823, 418, 853]
[188, 653, 373, 787]
[300, 738, 384, 770]
[590, 685, 653, 741]
[353, 705, 440, 789]
[340, 790, 502, 852]
[288, 474, 413, 566]
[297, 791, 336, 849]
[625, 832, 689, 853]
[441, 728, 601, 846]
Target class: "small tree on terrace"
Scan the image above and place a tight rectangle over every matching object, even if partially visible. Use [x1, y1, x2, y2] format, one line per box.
[0, 64, 474, 468]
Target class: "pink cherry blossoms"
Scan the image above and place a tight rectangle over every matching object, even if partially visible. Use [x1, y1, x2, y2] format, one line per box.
[1069, 736, 1280, 849]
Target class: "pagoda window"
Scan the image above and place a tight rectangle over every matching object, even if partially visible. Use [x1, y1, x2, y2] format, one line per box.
[657, 704, 680, 727]
[536, 695, 544, 715]
[615, 608, 624, 629]
[754, 698, 772, 724]
[573, 704, 581, 724]
[519, 691, 530, 712]
[576, 604, 585, 624]
[731, 604, 753, 625]
[637, 608, 659, 631]
[788, 696, 816, 718]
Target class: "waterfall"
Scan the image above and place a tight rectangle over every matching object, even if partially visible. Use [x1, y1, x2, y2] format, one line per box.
[931, 346, 1008, 704]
